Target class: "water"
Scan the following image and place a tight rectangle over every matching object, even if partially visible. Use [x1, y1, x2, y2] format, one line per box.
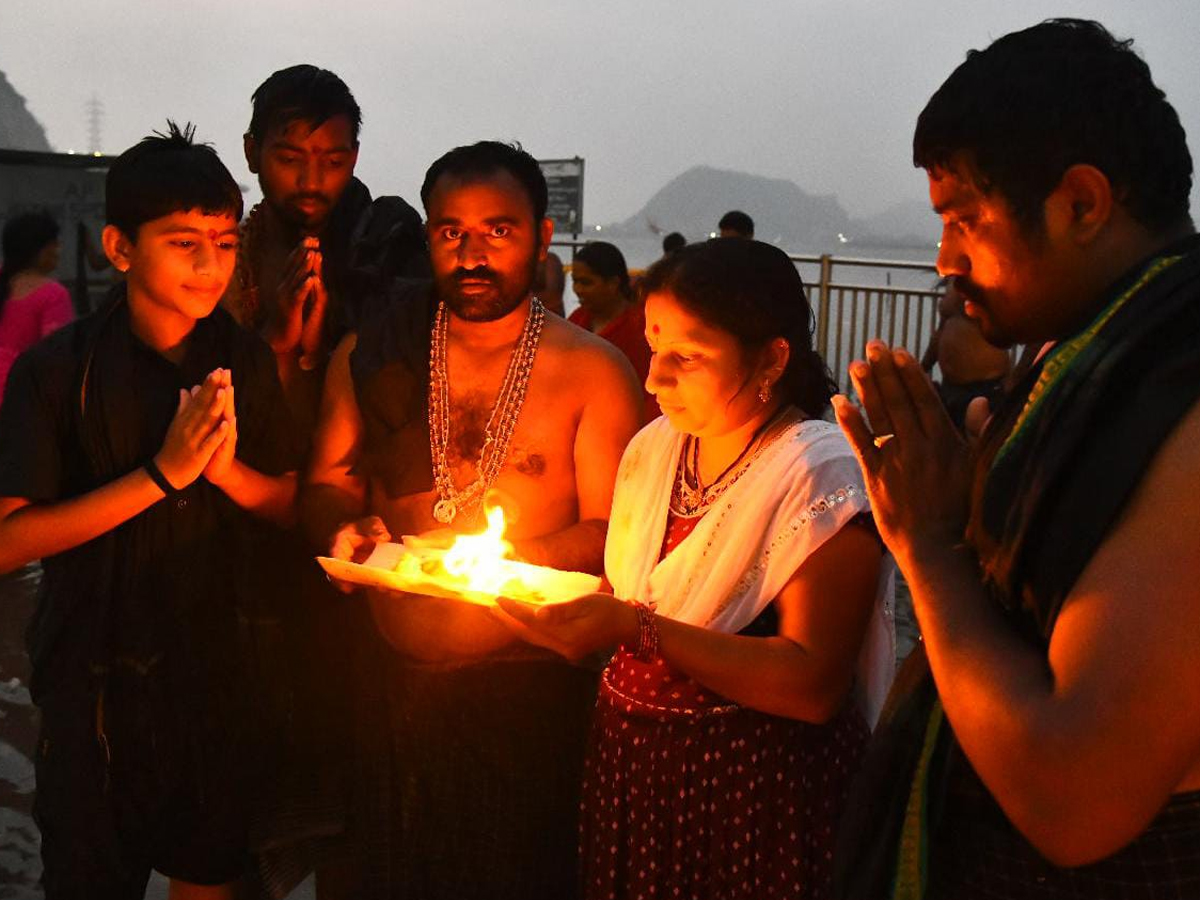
[552, 233, 939, 280]
[551, 234, 941, 322]
[552, 235, 943, 385]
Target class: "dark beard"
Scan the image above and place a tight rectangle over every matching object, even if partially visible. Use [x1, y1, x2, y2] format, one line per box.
[436, 258, 539, 322]
[951, 275, 1016, 347]
[273, 193, 334, 236]
[951, 275, 984, 308]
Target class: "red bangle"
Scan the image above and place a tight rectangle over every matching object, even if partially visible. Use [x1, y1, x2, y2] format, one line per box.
[631, 601, 659, 662]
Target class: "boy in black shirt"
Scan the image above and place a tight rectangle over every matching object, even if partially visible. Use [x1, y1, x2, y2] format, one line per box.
[0, 123, 298, 899]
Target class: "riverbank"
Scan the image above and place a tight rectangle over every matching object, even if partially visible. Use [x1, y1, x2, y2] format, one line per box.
[0, 564, 40, 898]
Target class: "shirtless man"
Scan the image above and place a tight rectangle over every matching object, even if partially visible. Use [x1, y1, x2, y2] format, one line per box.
[920, 279, 1012, 429]
[833, 19, 1200, 899]
[306, 141, 642, 899]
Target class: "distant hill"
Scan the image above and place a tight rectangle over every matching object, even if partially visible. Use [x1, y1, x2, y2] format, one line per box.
[0, 71, 52, 151]
[851, 198, 940, 250]
[602, 165, 938, 253]
[605, 165, 853, 250]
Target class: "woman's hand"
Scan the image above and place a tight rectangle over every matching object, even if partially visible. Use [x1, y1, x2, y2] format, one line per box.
[493, 593, 638, 663]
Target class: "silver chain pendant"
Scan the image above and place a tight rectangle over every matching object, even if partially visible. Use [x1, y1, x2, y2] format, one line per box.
[427, 297, 545, 530]
[433, 499, 457, 525]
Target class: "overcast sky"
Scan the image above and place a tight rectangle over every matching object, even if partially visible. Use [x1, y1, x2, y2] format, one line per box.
[3, 0, 1198, 225]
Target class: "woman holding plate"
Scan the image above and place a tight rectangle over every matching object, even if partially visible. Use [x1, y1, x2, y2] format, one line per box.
[495, 238, 895, 900]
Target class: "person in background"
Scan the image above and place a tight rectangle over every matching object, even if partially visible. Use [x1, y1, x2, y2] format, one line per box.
[222, 70, 429, 894]
[0, 211, 74, 762]
[225, 64, 428, 438]
[535, 249, 566, 316]
[718, 209, 754, 239]
[661, 231, 686, 256]
[568, 240, 659, 420]
[496, 238, 894, 900]
[0, 212, 73, 407]
[920, 278, 1012, 430]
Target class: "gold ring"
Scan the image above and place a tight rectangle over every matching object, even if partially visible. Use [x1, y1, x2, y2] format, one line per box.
[872, 433, 895, 449]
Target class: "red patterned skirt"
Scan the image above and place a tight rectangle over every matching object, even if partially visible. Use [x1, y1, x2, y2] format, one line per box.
[582, 650, 869, 900]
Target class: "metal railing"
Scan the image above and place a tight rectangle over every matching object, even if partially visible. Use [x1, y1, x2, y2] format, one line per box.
[795, 254, 941, 393]
[552, 240, 942, 393]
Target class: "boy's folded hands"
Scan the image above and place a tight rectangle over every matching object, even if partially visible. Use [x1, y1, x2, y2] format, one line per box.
[153, 368, 233, 490]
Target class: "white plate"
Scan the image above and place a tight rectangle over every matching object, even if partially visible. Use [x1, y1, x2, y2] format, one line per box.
[316, 542, 601, 606]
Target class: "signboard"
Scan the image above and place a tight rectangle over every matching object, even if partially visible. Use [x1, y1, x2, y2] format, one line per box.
[0, 149, 115, 312]
[539, 157, 584, 237]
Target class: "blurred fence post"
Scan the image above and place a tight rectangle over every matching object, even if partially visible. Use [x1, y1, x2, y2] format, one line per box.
[816, 253, 833, 359]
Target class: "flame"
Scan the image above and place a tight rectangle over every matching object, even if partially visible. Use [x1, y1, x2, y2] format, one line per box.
[442, 505, 513, 593]
[379, 503, 601, 605]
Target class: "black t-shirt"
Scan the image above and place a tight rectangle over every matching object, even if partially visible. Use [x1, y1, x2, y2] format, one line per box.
[0, 295, 300, 703]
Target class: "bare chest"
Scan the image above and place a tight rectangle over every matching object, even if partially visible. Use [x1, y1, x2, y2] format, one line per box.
[379, 353, 582, 537]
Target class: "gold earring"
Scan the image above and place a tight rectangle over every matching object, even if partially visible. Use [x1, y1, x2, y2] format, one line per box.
[758, 381, 772, 403]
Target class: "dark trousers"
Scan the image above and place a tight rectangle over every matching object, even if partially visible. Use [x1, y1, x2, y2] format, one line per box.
[34, 679, 249, 899]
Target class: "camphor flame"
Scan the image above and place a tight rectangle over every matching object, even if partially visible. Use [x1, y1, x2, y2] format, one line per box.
[441, 505, 514, 594]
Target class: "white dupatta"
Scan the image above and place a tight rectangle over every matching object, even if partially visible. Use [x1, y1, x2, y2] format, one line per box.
[605, 416, 896, 727]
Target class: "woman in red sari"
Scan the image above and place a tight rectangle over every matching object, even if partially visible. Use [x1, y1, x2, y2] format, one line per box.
[497, 238, 895, 900]
[568, 241, 659, 421]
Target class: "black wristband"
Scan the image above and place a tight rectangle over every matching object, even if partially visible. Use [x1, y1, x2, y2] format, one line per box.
[144, 459, 179, 496]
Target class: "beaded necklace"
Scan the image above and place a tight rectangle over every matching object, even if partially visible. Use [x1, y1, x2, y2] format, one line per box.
[428, 297, 546, 525]
[232, 202, 268, 328]
[670, 406, 794, 518]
